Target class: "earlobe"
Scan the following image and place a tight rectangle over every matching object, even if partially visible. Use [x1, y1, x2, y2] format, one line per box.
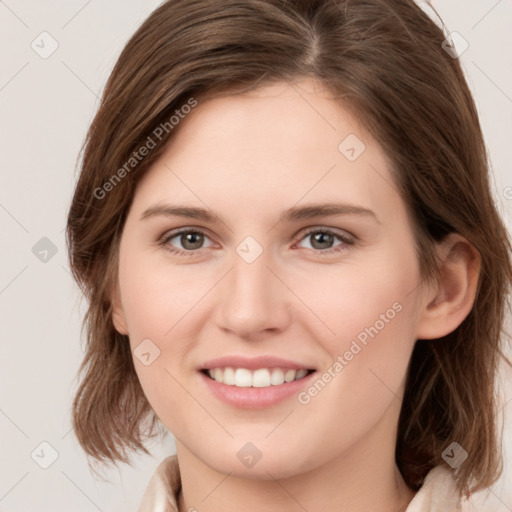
[111, 284, 129, 335]
[415, 233, 481, 340]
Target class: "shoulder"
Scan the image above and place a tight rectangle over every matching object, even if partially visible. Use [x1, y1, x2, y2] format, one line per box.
[136, 455, 181, 512]
[406, 466, 462, 512]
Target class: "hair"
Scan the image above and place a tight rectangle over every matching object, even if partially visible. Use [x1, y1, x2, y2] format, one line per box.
[66, 0, 512, 497]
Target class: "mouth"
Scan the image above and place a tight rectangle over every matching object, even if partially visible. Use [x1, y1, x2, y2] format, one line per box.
[198, 355, 318, 408]
[200, 367, 316, 388]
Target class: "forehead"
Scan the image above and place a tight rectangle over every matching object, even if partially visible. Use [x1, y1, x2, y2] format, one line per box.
[130, 78, 402, 225]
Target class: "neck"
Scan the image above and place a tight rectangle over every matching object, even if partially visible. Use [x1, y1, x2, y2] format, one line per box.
[176, 401, 415, 512]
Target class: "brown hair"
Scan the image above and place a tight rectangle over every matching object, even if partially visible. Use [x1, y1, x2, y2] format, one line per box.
[66, 0, 512, 496]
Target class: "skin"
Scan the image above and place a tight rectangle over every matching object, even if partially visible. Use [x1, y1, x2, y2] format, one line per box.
[112, 78, 480, 512]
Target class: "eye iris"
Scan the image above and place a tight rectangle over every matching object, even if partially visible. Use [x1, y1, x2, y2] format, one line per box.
[311, 232, 334, 250]
[181, 232, 203, 250]
[172, 231, 341, 252]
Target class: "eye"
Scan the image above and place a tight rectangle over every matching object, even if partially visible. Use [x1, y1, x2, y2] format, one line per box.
[294, 227, 355, 255]
[159, 229, 215, 256]
[158, 226, 356, 258]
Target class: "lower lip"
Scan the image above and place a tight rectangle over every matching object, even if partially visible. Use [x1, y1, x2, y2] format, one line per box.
[199, 371, 316, 409]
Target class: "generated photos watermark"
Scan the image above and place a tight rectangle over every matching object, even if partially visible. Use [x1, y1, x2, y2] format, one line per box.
[297, 301, 403, 405]
[93, 97, 198, 200]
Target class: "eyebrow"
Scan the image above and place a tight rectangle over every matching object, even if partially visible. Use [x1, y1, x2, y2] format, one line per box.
[140, 202, 380, 224]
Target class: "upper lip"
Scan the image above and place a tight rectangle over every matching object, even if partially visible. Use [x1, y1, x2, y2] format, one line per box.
[200, 355, 315, 371]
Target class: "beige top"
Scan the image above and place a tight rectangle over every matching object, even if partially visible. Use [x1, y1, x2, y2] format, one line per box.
[137, 455, 463, 512]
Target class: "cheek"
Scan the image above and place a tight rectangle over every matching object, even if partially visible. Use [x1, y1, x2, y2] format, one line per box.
[119, 224, 420, 409]
[118, 251, 225, 416]
[120, 227, 420, 369]
[295, 241, 420, 405]
[118, 247, 208, 344]
[288, 272, 419, 462]
[293, 304, 416, 456]
[298, 244, 419, 353]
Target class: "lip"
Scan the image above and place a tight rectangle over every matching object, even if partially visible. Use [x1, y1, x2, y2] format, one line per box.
[199, 368, 316, 409]
[200, 355, 314, 371]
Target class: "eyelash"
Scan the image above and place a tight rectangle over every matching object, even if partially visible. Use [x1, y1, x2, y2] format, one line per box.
[158, 227, 356, 258]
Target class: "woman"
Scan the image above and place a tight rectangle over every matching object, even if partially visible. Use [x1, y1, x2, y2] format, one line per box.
[66, 0, 512, 510]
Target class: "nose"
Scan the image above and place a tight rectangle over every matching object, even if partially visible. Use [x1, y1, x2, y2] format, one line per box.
[214, 247, 292, 340]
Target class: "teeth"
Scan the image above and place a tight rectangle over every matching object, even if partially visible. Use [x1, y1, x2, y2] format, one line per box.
[224, 367, 235, 385]
[205, 367, 311, 387]
[284, 369, 296, 382]
[253, 368, 270, 388]
[214, 368, 224, 383]
[235, 368, 252, 387]
[270, 368, 285, 385]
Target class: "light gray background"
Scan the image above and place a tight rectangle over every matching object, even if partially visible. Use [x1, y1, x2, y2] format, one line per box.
[1, 0, 511, 510]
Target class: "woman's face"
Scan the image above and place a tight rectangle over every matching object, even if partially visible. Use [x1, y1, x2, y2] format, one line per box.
[113, 78, 429, 479]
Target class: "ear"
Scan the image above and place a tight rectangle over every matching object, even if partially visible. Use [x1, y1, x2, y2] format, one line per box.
[415, 233, 481, 340]
[111, 281, 129, 335]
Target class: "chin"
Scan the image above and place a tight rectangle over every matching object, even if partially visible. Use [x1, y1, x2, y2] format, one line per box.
[197, 439, 315, 480]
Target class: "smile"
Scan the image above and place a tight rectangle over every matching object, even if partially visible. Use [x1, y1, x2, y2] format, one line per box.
[203, 367, 314, 388]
